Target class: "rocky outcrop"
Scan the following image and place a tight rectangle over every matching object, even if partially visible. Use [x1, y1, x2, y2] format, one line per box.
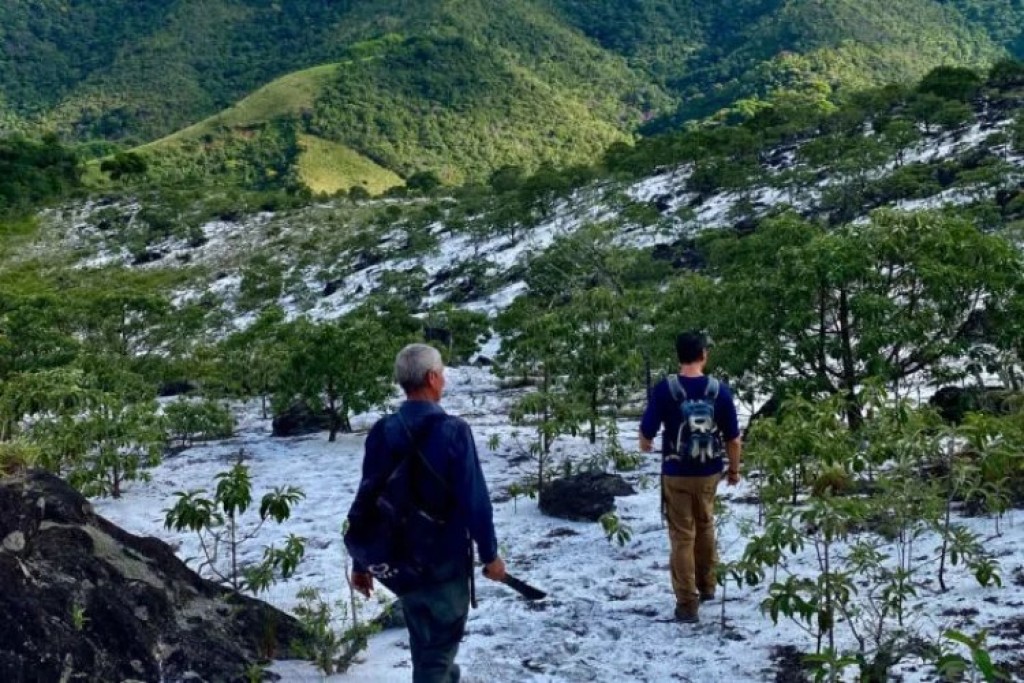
[538, 472, 636, 522]
[928, 386, 1021, 424]
[271, 401, 333, 437]
[157, 379, 200, 397]
[0, 471, 305, 683]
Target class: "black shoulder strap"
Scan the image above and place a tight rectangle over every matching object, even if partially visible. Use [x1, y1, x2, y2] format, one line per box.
[394, 412, 452, 496]
[374, 413, 438, 481]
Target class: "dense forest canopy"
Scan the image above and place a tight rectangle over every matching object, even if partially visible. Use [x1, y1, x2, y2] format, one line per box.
[2, 0, 1024, 149]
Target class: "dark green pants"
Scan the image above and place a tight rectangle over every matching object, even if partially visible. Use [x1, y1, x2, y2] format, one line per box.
[400, 572, 470, 683]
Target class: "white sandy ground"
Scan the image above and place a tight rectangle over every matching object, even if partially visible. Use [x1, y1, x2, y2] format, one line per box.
[93, 366, 1024, 683]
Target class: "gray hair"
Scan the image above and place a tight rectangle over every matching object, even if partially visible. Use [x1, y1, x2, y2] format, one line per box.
[394, 343, 443, 392]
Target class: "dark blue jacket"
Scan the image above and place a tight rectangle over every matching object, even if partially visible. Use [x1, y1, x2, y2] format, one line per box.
[347, 400, 498, 574]
[640, 375, 740, 477]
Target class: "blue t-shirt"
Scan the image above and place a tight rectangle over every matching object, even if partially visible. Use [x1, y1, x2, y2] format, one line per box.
[640, 375, 740, 477]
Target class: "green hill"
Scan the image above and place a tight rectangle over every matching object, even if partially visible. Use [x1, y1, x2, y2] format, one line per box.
[131, 63, 404, 193]
[306, 33, 633, 182]
[6, 0, 1024, 186]
[131, 32, 631, 190]
[553, 0, 1005, 129]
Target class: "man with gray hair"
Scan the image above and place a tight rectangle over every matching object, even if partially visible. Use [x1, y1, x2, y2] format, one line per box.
[347, 343, 505, 683]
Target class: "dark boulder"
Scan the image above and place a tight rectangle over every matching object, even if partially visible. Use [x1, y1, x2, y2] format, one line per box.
[929, 386, 1021, 424]
[427, 268, 453, 290]
[0, 470, 305, 683]
[158, 379, 199, 397]
[650, 238, 705, 271]
[539, 472, 636, 522]
[131, 250, 165, 266]
[322, 278, 345, 297]
[271, 400, 333, 437]
[732, 216, 760, 236]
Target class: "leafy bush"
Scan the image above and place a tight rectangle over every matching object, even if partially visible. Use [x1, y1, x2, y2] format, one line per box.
[0, 440, 41, 475]
[164, 459, 306, 594]
[164, 398, 235, 447]
[291, 586, 385, 675]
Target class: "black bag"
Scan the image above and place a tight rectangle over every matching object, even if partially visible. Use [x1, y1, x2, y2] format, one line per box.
[344, 414, 453, 595]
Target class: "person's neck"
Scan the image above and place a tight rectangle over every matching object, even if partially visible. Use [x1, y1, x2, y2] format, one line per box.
[405, 389, 439, 403]
[678, 363, 704, 378]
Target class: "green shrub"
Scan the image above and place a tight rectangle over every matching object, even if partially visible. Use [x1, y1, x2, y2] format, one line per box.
[811, 465, 853, 498]
[0, 440, 41, 475]
[164, 398, 235, 447]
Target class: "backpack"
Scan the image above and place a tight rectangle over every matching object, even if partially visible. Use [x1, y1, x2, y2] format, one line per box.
[343, 413, 453, 595]
[665, 375, 721, 464]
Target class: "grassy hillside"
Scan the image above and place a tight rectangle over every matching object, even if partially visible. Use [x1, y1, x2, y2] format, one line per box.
[144, 64, 341, 148]
[295, 135, 402, 196]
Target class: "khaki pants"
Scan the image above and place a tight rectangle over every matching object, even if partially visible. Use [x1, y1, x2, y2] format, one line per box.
[663, 474, 720, 609]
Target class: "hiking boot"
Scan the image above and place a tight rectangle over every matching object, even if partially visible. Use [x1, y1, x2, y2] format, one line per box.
[674, 603, 699, 623]
[699, 592, 715, 603]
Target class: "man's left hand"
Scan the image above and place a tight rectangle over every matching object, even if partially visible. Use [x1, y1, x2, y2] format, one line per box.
[351, 571, 374, 597]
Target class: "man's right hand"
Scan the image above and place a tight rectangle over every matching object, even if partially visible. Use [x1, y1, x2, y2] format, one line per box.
[639, 431, 653, 453]
[351, 571, 374, 598]
[482, 557, 507, 582]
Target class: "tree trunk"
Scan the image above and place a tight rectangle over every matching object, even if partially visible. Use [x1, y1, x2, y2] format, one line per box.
[327, 405, 339, 443]
[589, 390, 598, 444]
[327, 394, 341, 442]
[112, 459, 122, 499]
[229, 513, 239, 591]
[838, 288, 862, 430]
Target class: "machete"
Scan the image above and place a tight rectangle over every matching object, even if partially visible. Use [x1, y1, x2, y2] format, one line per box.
[500, 573, 547, 600]
[484, 569, 547, 600]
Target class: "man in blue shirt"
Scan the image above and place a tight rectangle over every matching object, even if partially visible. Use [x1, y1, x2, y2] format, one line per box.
[348, 343, 505, 682]
[639, 332, 741, 623]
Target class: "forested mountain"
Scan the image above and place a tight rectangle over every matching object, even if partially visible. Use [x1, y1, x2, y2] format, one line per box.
[2, 1, 1023, 139]
[4, 1, 1024, 186]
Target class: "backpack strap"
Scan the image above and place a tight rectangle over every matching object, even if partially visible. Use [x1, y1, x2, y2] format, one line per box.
[667, 374, 687, 403]
[393, 412, 451, 494]
[371, 413, 446, 495]
[705, 376, 720, 402]
[669, 374, 720, 402]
